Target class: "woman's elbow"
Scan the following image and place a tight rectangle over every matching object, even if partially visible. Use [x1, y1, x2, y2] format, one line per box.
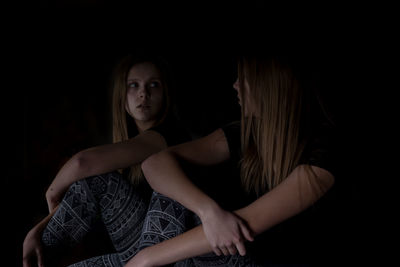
[141, 154, 155, 178]
[310, 166, 335, 198]
[141, 151, 166, 183]
[72, 151, 91, 175]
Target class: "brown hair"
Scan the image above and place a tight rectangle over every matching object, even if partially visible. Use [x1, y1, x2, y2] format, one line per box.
[238, 55, 330, 199]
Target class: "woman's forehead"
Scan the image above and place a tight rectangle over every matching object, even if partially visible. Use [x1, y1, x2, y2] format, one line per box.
[127, 62, 161, 80]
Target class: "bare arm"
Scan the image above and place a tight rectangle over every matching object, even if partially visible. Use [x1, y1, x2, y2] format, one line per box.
[23, 205, 59, 267]
[126, 225, 210, 267]
[141, 128, 229, 219]
[46, 130, 167, 211]
[142, 129, 254, 256]
[128, 165, 335, 267]
[234, 165, 334, 235]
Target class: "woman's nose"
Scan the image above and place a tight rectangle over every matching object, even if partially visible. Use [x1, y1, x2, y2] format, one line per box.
[233, 78, 239, 91]
[139, 87, 149, 98]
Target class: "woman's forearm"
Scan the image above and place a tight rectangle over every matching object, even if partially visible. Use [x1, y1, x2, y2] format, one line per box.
[142, 151, 219, 218]
[47, 131, 167, 205]
[136, 165, 335, 266]
[133, 209, 252, 266]
[31, 204, 60, 233]
[47, 146, 127, 198]
[133, 225, 211, 267]
[46, 154, 83, 200]
[235, 165, 335, 235]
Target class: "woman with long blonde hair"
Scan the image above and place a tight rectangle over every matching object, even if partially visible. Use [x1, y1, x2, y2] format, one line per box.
[127, 55, 337, 266]
[22, 54, 191, 267]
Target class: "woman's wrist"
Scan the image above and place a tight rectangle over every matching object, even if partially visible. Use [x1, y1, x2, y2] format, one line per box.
[31, 215, 50, 235]
[196, 200, 221, 221]
[132, 247, 156, 267]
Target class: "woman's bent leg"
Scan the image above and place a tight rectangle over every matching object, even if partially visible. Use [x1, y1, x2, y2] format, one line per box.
[42, 172, 151, 264]
[138, 191, 195, 250]
[99, 172, 151, 263]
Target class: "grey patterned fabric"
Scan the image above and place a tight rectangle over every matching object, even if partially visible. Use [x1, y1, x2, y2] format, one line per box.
[42, 172, 149, 266]
[41, 172, 269, 266]
[138, 192, 195, 249]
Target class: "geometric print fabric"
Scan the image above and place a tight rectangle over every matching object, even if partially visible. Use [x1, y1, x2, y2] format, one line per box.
[42, 172, 264, 266]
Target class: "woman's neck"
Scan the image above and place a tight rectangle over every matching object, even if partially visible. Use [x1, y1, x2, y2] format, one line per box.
[135, 120, 156, 133]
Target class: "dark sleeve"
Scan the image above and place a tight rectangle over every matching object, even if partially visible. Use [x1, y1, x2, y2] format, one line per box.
[221, 121, 241, 164]
[148, 119, 192, 147]
[300, 122, 339, 178]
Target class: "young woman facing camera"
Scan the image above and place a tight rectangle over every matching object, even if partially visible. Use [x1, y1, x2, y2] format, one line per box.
[23, 54, 191, 267]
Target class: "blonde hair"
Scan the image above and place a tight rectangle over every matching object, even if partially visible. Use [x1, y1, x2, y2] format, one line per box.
[111, 55, 172, 185]
[238, 56, 325, 197]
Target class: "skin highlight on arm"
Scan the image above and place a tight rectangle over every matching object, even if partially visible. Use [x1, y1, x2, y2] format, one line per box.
[141, 129, 254, 257]
[141, 128, 230, 217]
[128, 165, 334, 266]
[46, 130, 167, 212]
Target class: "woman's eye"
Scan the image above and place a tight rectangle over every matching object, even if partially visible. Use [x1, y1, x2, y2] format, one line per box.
[128, 82, 139, 88]
[149, 81, 160, 88]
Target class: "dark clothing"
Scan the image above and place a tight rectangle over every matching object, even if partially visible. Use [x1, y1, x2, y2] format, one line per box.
[42, 172, 145, 266]
[220, 121, 339, 264]
[149, 117, 191, 147]
[41, 118, 192, 266]
[42, 172, 198, 267]
[43, 172, 263, 267]
[221, 120, 338, 183]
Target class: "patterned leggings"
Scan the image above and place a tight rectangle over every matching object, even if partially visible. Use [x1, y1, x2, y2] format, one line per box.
[42, 172, 263, 266]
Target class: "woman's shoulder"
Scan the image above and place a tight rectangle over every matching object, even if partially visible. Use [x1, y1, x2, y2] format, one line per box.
[301, 120, 339, 177]
[220, 120, 241, 163]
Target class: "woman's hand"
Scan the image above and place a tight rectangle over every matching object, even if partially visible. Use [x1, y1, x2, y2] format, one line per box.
[200, 205, 254, 256]
[22, 226, 44, 267]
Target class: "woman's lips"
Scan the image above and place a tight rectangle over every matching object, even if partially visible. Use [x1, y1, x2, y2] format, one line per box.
[137, 104, 151, 111]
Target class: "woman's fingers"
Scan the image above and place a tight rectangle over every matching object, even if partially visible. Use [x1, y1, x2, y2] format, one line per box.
[235, 241, 247, 256]
[239, 220, 254, 242]
[220, 246, 230, 256]
[213, 247, 222, 256]
[36, 247, 44, 267]
[203, 209, 254, 257]
[227, 244, 238, 255]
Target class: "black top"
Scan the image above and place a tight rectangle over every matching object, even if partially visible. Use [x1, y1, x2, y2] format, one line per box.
[221, 120, 338, 197]
[148, 116, 192, 147]
[221, 121, 339, 263]
[222, 121, 338, 181]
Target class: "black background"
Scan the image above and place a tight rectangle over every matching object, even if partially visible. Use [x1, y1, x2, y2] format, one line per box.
[7, 3, 390, 266]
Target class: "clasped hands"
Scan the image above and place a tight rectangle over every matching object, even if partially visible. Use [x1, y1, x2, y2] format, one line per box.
[127, 205, 254, 267]
[199, 204, 254, 257]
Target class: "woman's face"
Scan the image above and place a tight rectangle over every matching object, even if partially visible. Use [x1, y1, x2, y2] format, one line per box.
[125, 62, 164, 130]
